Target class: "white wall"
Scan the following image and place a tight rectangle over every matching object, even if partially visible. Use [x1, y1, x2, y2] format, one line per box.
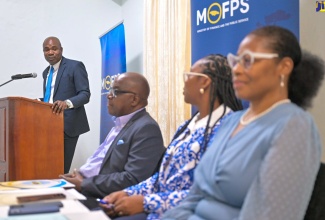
[121, 0, 144, 73]
[0, 0, 144, 171]
[300, 1, 325, 161]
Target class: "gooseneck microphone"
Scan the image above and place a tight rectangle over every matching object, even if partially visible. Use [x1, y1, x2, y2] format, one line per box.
[1, 73, 38, 87]
[11, 73, 37, 80]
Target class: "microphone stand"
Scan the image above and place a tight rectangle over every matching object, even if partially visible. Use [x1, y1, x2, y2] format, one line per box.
[0, 79, 14, 87]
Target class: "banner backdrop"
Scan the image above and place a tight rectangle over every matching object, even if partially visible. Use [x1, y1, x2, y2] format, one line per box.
[191, 0, 299, 67]
[191, 0, 299, 109]
[99, 22, 126, 143]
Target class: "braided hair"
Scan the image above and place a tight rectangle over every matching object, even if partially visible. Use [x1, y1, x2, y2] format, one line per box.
[172, 54, 243, 152]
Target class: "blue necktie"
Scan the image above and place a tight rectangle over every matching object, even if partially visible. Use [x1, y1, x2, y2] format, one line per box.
[44, 66, 54, 103]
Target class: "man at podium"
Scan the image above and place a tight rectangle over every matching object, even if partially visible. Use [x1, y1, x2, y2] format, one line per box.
[40, 36, 91, 173]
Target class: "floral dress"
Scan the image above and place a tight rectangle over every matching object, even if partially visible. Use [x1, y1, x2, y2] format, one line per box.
[124, 105, 232, 219]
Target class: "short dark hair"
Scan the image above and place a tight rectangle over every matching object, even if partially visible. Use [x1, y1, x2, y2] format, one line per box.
[250, 26, 325, 109]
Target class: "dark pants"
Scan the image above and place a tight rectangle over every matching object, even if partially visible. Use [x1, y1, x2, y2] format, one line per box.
[64, 133, 79, 173]
[114, 213, 148, 220]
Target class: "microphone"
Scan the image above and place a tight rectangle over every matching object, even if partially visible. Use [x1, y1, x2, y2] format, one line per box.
[11, 73, 37, 80]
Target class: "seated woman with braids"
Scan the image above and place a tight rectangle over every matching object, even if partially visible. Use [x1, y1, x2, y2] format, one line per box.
[162, 26, 325, 220]
[100, 54, 243, 220]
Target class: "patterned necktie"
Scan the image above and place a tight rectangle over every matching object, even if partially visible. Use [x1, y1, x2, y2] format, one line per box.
[44, 66, 54, 103]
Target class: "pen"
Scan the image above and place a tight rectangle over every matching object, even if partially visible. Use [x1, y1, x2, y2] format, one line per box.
[96, 198, 115, 209]
[96, 198, 108, 204]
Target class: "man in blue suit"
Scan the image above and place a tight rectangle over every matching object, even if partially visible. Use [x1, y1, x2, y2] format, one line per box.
[41, 36, 90, 173]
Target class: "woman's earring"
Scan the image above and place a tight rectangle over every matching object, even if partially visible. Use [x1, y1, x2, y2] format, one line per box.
[280, 75, 285, 87]
[200, 88, 204, 94]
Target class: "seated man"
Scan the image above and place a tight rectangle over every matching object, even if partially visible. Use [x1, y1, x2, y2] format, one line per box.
[60, 72, 165, 198]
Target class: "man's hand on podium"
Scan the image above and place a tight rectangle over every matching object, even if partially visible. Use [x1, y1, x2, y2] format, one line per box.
[59, 168, 83, 191]
[52, 100, 68, 115]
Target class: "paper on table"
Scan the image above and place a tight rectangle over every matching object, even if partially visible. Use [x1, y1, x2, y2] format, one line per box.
[60, 200, 90, 214]
[0, 210, 110, 220]
[64, 210, 111, 220]
[0, 213, 68, 220]
[0, 179, 74, 191]
[65, 188, 86, 200]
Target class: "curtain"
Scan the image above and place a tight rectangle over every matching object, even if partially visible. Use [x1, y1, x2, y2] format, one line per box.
[143, 0, 192, 145]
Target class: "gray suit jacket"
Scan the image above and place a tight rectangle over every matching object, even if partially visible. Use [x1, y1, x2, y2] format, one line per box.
[42, 57, 90, 137]
[81, 109, 165, 198]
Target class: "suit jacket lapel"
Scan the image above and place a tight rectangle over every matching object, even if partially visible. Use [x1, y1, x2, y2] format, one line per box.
[100, 109, 147, 169]
[53, 57, 66, 97]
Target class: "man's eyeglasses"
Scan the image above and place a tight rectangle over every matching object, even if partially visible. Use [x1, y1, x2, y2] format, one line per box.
[183, 72, 209, 82]
[227, 50, 279, 69]
[109, 88, 136, 98]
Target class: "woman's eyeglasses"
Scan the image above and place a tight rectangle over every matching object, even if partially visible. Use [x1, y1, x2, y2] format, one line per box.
[227, 50, 279, 69]
[183, 72, 209, 82]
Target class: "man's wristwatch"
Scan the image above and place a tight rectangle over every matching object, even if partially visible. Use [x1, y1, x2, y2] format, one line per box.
[65, 100, 73, 109]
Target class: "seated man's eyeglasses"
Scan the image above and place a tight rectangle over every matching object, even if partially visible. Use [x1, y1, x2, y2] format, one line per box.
[109, 88, 136, 98]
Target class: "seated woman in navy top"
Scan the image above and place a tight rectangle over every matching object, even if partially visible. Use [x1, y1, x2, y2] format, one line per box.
[162, 26, 325, 220]
[100, 54, 243, 220]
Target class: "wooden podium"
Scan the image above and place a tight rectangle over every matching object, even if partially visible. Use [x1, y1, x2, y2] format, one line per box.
[0, 97, 64, 181]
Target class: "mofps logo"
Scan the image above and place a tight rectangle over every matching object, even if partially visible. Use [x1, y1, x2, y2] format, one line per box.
[197, 0, 250, 26]
[101, 74, 120, 95]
